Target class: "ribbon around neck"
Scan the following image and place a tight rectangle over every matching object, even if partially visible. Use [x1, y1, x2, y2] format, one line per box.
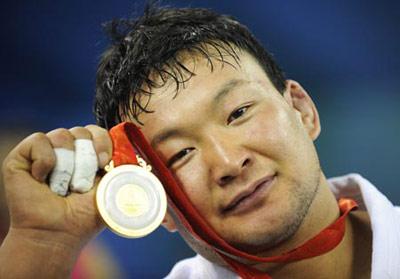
[108, 122, 358, 278]
[217, 198, 358, 278]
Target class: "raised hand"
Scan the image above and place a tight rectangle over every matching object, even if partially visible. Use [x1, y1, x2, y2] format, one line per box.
[0, 125, 112, 278]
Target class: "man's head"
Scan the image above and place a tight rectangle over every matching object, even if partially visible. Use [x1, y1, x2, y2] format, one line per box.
[95, 5, 323, 257]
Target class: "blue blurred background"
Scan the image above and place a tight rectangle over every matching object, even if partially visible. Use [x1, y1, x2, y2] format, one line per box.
[1, 0, 399, 277]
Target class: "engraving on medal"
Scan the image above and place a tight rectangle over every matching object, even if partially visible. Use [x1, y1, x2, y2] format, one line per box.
[115, 183, 150, 217]
[96, 164, 167, 238]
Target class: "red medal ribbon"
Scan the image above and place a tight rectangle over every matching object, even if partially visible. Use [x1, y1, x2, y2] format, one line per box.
[218, 198, 358, 278]
[109, 122, 358, 279]
[109, 123, 138, 166]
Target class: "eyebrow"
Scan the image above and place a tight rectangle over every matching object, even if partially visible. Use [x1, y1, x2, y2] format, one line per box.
[213, 78, 247, 105]
[151, 128, 185, 147]
[151, 78, 247, 147]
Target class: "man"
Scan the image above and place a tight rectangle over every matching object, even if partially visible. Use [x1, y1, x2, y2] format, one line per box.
[1, 5, 399, 279]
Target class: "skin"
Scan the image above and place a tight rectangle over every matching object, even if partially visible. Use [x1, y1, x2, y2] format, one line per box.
[0, 49, 372, 278]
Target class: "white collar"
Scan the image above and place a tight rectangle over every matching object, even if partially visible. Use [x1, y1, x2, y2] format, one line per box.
[328, 173, 400, 279]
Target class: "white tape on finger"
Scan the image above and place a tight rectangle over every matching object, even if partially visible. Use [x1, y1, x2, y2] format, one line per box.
[49, 148, 74, 196]
[70, 139, 98, 193]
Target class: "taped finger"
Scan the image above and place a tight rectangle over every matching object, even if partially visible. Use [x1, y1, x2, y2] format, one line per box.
[49, 148, 74, 196]
[70, 139, 98, 193]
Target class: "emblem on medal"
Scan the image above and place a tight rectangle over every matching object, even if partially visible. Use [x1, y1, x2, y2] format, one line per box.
[96, 155, 167, 238]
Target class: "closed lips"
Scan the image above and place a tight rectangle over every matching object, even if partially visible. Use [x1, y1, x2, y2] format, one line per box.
[221, 174, 276, 214]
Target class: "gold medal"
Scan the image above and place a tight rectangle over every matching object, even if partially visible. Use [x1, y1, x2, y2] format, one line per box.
[96, 157, 167, 238]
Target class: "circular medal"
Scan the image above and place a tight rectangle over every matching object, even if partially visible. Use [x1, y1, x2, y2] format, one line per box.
[96, 164, 167, 238]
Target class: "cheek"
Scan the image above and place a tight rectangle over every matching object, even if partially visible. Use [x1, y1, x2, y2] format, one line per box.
[173, 160, 212, 214]
[245, 105, 296, 158]
[267, 107, 319, 175]
[245, 104, 317, 177]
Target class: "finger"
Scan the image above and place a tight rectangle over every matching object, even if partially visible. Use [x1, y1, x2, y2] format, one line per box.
[49, 149, 74, 196]
[85, 124, 113, 169]
[71, 139, 97, 193]
[46, 129, 75, 196]
[3, 132, 56, 184]
[69, 127, 98, 193]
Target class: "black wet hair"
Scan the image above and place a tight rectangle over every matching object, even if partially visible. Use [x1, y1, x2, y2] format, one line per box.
[94, 3, 286, 128]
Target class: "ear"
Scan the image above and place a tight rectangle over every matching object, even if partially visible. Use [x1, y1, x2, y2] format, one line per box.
[161, 211, 177, 232]
[283, 80, 321, 140]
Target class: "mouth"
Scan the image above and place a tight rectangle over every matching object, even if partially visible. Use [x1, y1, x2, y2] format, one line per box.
[222, 174, 276, 215]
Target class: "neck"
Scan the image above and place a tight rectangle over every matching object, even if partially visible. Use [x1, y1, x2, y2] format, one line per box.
[248, 173, 368, 278]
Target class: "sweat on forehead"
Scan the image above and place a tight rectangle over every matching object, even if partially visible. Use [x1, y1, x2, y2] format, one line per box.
[125, 43, 246, 122]
[118, 42, 242, 124]
[125, 49, 281, 135]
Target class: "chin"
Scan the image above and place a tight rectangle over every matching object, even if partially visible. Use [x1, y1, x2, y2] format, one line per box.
[227, 175, 321, 255]
[226, 212, 303, 254]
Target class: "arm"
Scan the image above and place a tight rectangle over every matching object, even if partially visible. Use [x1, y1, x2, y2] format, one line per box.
[0, 125, 112, 278]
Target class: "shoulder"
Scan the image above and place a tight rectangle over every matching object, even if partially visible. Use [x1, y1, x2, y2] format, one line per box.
[164, 254, 237, 279]
[164, 255, 201, 279]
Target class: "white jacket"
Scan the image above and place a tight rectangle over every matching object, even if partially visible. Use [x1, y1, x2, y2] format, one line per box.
[166, 174, 400, 279]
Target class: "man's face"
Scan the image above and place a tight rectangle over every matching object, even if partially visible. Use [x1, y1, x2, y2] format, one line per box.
[131, 50, 322, 254]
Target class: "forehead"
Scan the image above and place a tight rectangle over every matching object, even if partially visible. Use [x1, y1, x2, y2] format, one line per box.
[127, 49, 279, 140]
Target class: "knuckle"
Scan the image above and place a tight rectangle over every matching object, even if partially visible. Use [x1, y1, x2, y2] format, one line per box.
[69, 126, 91, 139]
[85, 124, 108, 136]
[30, 132, 47, 141]
[47, 128, 74, 148]
[51, 128, 69, 135]
[2, 156, 13, 175]
[84, 124, 99, 130]
[69, 126, 85, 132]
[48, 128, 73, 141]
[2, 157, 19, 180]
[85, 125, 112, 147]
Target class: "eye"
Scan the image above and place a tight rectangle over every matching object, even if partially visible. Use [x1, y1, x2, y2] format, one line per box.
[227, 105, 250, 124]
[167, 147, 194, 166]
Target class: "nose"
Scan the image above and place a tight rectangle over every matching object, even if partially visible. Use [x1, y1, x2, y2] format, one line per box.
[204, 133, 252, 186]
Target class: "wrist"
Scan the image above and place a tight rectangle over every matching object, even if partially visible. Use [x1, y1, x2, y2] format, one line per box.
[8, 226, 85, 249]
[0, 228, 85, 278]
